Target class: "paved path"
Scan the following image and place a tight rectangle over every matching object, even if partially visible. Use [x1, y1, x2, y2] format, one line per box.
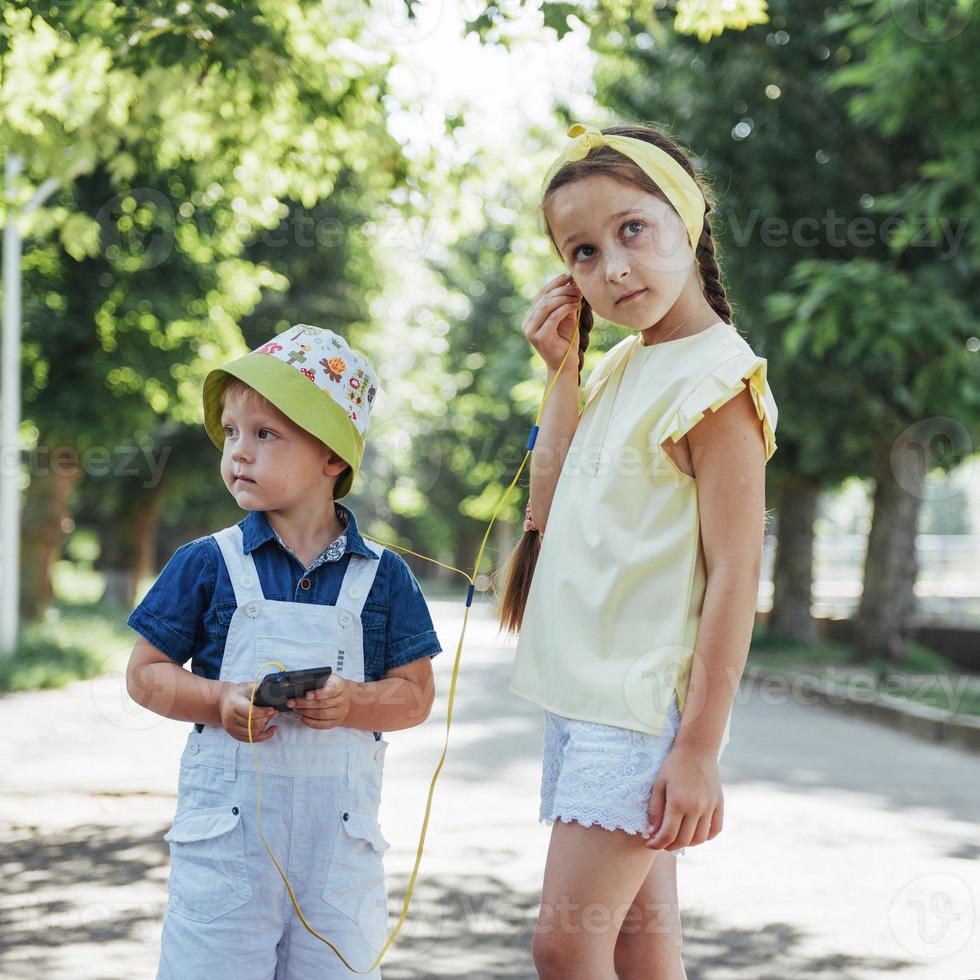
[1, 599, 978, 978]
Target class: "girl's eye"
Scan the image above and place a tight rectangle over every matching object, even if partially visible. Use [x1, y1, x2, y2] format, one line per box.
[258, 428, 275, 439]
[223, 424, 236, 437]
[572, 220, 645, 262]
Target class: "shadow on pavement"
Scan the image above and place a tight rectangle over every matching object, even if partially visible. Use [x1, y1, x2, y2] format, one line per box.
[0, 826, 921, 979]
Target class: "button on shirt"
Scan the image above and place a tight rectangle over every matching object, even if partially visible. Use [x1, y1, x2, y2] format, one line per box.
[128, 502, 443, 739]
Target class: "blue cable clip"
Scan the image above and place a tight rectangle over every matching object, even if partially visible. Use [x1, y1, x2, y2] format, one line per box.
[466, 582, 475, 607]
[527, 424, 539, 451]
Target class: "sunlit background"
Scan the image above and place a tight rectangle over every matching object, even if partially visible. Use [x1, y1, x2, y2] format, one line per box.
[2, 1, 979, 977]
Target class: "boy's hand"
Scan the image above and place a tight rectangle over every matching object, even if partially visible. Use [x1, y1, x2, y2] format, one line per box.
[287, 673, 352, 730]
[218, 681, 279, 743]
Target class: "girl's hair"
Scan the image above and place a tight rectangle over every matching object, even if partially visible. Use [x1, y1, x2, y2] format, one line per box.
[494, 123, 733, 635]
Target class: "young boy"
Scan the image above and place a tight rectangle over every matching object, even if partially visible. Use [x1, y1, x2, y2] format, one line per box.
[126, 324, 442, 979]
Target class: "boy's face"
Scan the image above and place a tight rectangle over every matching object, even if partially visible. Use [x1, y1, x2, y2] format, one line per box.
[219, 387, 350, 511]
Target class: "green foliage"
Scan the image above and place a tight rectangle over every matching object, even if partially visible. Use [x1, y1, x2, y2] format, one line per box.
[3, 0, 416, 570]
[0, 6, 132, 196]
[750, 636, 979, 716]
[6, 0, 979, 656]
[541, 2, 583, 40]
[751, 632, 959, 674]
[765, 258, 978, 446]
[750, 631, 854, 659]
[822, 0, 980, 272]
[593, 0, 979, 485]
[674, 0, 769, 41]
[0, 602, 130, 692]
[899, 640, 966, 675]
[386, 208, 533, 570]
[464, 0, 769, 45]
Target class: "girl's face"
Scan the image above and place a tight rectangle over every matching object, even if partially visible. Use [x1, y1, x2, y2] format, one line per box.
[219, 388, 348, 512]
[545, 175, 696, 329]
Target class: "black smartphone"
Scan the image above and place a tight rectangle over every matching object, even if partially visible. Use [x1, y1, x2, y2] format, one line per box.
[253, 666, 333, 712]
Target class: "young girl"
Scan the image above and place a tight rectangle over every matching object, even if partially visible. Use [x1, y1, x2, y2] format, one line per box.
[497, 123, 778, 979]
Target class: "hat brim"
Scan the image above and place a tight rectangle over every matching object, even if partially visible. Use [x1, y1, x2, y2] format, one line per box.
[203, 353, 363, 500]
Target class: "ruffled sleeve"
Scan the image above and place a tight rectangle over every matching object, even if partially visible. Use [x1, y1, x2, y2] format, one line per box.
[662, 352, 778, 462]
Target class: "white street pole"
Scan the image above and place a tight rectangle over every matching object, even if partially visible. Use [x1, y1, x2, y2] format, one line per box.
[1, 152, 23, 658]
[1, 153, 61, 657]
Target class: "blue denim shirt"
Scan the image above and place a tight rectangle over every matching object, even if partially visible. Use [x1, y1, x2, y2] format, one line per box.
[127, 503, 442, 740]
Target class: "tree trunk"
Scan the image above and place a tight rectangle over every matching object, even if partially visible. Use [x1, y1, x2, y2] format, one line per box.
[854, 433, 924, 663]
[768, 474, 820, 642]
[98, 478, 169, 610]
[20, 445, 82, 621]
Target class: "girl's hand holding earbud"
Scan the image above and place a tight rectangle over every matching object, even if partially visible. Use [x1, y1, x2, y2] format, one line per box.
[219, 681, 278, 743]
[644, 745, 724, 851]
[287, 673, 352, 730]
[523, 272, 583, 374]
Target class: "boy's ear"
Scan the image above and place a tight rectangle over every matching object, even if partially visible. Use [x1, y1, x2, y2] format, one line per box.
[322, 449, 350, 476]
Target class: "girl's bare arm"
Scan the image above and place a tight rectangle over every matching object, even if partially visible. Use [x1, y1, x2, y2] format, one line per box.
[673, 385, 769, 755]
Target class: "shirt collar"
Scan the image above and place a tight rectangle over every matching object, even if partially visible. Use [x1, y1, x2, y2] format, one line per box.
[240, 503, 379, 561]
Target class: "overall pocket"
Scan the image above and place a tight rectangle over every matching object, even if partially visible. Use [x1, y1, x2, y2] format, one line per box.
[321, 810, 391, 924]
[163, 804, 253, 922]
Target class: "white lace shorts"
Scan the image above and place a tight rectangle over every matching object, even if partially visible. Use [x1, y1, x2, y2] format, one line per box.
[539, 689, 687, 856]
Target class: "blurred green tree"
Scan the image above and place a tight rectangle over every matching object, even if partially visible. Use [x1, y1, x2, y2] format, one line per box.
[585, 0, 979, 659]
[2, 1, 412, 617]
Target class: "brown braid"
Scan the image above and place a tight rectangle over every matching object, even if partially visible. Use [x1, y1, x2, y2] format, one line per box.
[695, 210, 734, 325]
[573, 298, 595, 384]
[492, 296, 595, 635]
[494, 123, 728, 635]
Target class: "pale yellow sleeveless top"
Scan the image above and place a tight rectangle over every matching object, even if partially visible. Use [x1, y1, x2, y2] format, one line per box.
[509, 321, 779, 744]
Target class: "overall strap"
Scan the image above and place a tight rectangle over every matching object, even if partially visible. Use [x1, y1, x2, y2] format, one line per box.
[212, 525, 266, 606]
[337, 538, 385, 617]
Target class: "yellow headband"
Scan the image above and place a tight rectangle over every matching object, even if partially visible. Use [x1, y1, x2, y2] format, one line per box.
[542, 122, 706, 253]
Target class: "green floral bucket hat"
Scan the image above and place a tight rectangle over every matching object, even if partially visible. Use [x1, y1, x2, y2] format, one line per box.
[203, 324, 380, 500]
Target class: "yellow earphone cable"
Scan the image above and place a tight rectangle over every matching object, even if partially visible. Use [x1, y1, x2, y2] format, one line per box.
[244, 300, 584, 973]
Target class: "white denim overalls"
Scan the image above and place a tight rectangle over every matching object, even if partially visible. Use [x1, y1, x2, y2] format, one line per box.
[157, 523, 391, 980]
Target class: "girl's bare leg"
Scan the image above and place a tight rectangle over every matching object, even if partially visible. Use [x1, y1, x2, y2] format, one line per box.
[613, 850, 687, 980]
[532, 819, 658, 980]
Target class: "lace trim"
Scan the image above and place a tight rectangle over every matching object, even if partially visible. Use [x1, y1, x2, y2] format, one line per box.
[538, 815, 687, 853]
[537, 695, 686, 851]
